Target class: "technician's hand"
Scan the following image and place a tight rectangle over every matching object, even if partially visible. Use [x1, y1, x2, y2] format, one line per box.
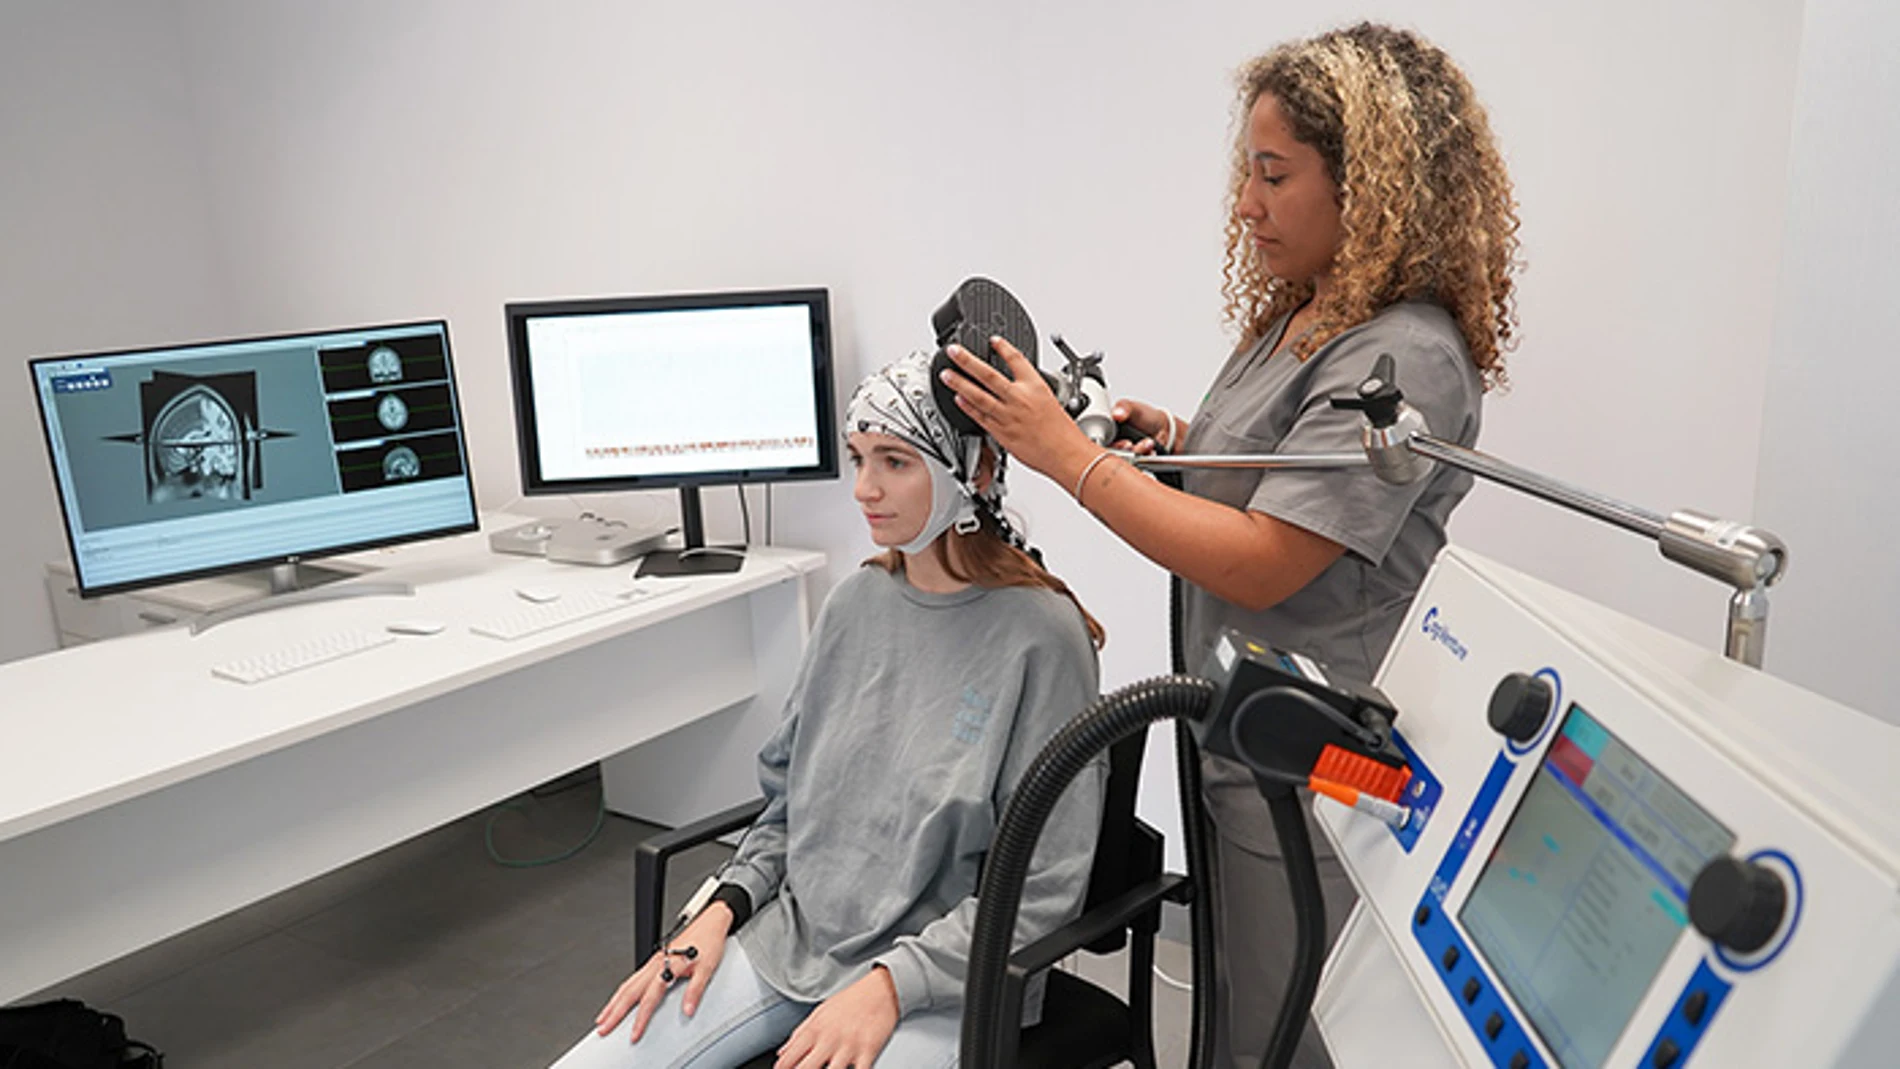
[773, 965, 901, 1069]
[595, 902, 734, 1043]
[941, 337, 1099, 483]
[1109, 398, 1181, 456]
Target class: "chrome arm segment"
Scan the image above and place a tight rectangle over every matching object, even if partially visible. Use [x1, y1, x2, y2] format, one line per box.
[1125, 429, 1788, 668]
[1405, 436, 1667, 539]
[1128, 452, 1370, 472]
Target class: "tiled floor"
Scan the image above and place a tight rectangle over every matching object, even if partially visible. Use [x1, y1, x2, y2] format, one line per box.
[23, 770, 1348, 1068]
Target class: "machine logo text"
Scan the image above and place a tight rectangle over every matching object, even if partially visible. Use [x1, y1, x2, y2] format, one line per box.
[1421, 607, 1470, 661]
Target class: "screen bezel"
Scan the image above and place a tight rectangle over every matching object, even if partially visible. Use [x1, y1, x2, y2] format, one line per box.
[29, 318, 480, 599]
[503, 288, 839, 496]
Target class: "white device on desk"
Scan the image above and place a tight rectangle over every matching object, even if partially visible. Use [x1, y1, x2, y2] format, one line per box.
[1311, 547, 1900, 1068]
[543, 517, 670, 566]
[488, 515, 672, 565]
[488, 517, 568, 556]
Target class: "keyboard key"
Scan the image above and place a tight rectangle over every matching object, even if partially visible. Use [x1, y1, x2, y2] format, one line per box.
[211, 629, 397, 684]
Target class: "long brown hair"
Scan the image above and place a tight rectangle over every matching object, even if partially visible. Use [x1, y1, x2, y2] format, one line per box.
[1221, 22, 1521, 390]
[864, 511, 1107, 649]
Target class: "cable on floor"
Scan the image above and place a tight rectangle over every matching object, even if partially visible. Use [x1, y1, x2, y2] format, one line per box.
[1153, 964, 1194, 992]
[485, 771, 609, 868]
[1050, 954, 1195, 995]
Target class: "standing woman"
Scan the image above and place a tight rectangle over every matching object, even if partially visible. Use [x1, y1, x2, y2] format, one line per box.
[942, 22, 1519, 1066]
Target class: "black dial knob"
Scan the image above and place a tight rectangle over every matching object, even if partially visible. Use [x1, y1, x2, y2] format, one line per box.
[1689, 857, 1787, 953]
[1488, 673, 1553, 743]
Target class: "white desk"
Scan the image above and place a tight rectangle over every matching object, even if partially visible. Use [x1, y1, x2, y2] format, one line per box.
[1, 524, 823, 1004]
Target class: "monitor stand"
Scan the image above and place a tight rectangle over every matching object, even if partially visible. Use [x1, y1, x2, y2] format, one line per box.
[190, 560, 414, 635]
[637, 487, 745, 578]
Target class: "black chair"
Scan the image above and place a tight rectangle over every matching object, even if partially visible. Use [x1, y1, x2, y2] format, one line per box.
[633, 730, 1187, 1069]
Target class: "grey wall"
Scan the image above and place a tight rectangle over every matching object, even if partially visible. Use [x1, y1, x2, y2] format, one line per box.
[1, 2, 233, 662]
[2, 1, 1830, 860]
[1753, 0, 1900, 724]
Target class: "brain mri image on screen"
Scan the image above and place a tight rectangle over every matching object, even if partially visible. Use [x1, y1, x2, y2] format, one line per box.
[382, 445, 421, 481]
[367, 345, 403, 384]
[104, 370, 294, 504]
[151, 385, 243, 499]
[376, 393, 410, 431]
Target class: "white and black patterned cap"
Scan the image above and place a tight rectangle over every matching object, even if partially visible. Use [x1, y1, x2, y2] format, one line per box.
[843, 350, 1030, 554]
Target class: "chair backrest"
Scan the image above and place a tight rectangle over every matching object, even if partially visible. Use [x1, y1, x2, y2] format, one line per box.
[1075, 728, 1162, 955]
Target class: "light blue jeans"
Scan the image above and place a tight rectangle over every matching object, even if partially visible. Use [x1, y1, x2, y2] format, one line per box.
[549, 941, 959, 1069]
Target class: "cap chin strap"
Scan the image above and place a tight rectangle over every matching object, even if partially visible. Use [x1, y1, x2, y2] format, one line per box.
[897, 452, 980, 556]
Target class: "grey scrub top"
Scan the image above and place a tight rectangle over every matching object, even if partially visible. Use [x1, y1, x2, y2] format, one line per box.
[1179, 298, 1484, 686]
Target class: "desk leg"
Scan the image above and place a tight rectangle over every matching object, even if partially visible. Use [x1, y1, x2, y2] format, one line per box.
[600, 574, 811, 828]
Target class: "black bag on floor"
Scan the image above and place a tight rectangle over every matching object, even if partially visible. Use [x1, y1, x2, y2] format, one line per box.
[0, 999, 162, 1068]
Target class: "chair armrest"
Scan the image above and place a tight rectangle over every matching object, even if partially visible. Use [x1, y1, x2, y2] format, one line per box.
[634, 797, 767, 957]
[1006, 873, 1188, 977]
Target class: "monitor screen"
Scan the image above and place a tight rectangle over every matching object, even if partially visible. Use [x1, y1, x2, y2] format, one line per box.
[1459, 703, 1735, 1069]
[505, 289, 838, 496]
[30, 320, 478, 597]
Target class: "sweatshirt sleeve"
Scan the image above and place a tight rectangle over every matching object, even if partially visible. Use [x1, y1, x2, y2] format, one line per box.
[876, 618, 1105, 1016]
[719, 577, 856, 907]
[717, 701, 797, 909]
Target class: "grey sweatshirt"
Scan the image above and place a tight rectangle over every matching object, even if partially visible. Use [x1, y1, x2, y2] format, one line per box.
[724, 565, 1105, 1018]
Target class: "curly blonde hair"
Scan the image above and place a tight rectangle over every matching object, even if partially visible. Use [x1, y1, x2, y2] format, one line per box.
[1221, 22, 1521, 390]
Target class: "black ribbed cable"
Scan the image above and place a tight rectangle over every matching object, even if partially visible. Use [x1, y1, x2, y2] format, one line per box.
[1171, 573, 1220, 1069]
[1261, 778, 1327, 1068]
[960, 677, 1217, 1068]
[1159, 466, 1219, 1069]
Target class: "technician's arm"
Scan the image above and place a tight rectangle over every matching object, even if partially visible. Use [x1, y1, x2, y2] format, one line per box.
[942, 340, 1344, 611]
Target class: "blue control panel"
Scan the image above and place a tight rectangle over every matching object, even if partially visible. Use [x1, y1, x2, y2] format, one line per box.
[1414, 895, 1548, 1068]
[1414, 703, 1740, 1067]
[1639, 960, 1731, 1069]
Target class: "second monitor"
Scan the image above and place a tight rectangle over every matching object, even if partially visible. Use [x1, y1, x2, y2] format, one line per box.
[504, 288, 838, 575]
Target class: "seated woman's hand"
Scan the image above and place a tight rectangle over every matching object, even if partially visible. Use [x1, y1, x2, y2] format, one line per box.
[594, 902, 734, 1042]
[773, 965, 900, 1069]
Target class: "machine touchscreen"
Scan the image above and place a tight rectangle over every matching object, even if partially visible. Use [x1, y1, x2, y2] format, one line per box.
[1459, 705, 1734, 1068]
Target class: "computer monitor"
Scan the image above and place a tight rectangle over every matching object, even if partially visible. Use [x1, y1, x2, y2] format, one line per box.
[504, 288, 838, 576]
[29, 320, 479, 604]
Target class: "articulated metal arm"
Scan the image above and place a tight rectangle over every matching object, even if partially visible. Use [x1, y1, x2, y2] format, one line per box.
[1122, 352, 1789, 667]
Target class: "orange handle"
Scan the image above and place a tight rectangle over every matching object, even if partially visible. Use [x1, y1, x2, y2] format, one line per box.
[1308, 776, 1361, 807]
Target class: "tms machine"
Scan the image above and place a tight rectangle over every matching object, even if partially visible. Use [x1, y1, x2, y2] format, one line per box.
[951, 280, 1900, 1067]
[1304, 543, 1899, 1067]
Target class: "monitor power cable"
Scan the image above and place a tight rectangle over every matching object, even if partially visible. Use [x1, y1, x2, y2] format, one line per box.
[484, 767, 609, 869]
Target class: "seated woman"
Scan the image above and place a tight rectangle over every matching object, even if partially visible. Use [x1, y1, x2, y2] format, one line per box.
[551, 351, 1108, 1069]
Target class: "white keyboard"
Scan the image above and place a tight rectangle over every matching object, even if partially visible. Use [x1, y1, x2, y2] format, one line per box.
[210, 629, 398, 684]
[469, 585, 671, 641]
